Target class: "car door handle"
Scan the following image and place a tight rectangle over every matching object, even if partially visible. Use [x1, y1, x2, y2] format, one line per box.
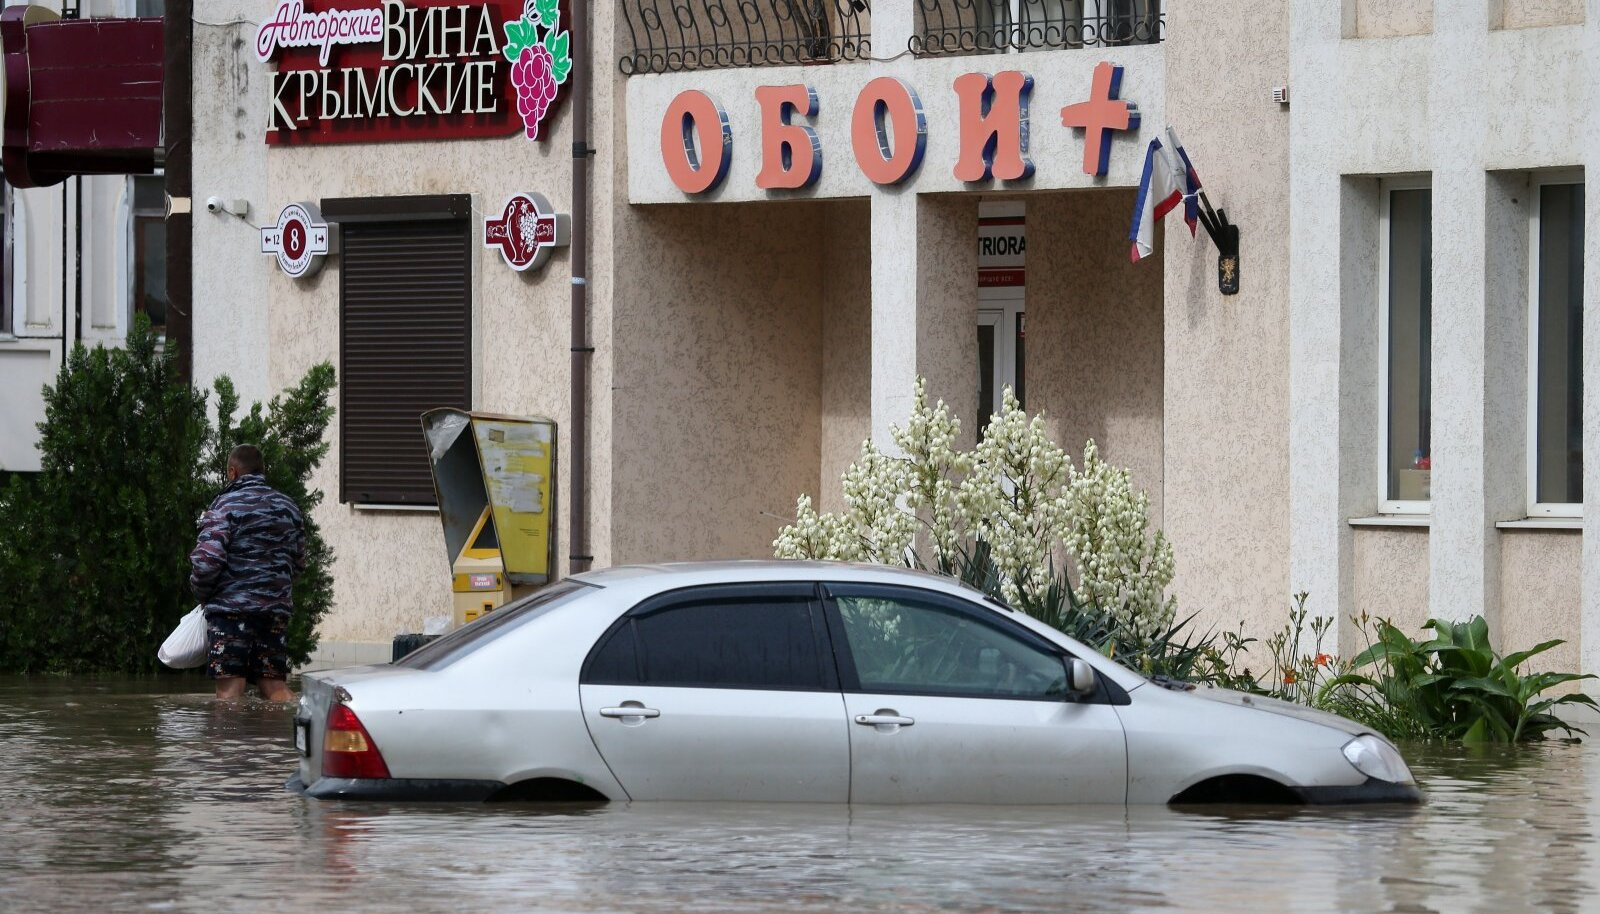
[599, 706, 660, 719]
[854, 713, 914, 727]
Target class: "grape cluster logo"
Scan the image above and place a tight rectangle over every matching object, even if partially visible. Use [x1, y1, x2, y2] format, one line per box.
[504, 0, 572, 141]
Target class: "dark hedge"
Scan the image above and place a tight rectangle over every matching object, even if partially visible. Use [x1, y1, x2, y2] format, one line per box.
[0, 316, 336, 673]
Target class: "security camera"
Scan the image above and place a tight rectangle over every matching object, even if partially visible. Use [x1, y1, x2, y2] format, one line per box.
[205, 196, 224, 214]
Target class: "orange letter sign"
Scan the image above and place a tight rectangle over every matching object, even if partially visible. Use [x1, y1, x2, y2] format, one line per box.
[952, 71, 1035, 183]
[661, 90, 732, 195]
[851, 77, 926, 186]
[755, 84, 822, 190]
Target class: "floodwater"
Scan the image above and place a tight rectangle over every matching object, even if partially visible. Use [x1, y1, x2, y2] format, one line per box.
[0, 677, 1596, 914]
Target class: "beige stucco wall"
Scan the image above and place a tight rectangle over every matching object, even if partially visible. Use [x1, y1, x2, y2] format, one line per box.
[608, 201, 827, 563]
[1348, 0, 1434, 38]
[1347, 528, 1431, 652]
[194, 0, 610, 644]
[1028, 190, 1165, 523]
[1163, 0, 1292, 644]
[820, 201, 872, 515]
[1493, 0, 1585, 30]
[1499, 530, 1582, 678]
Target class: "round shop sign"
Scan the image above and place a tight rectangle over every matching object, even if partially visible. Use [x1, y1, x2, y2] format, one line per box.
[484, 192, 571, 273]
[260, 202, 336, 278]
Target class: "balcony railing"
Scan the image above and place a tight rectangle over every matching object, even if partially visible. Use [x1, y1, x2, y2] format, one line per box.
[619, 0, 873, 75]
[911, 0, 1163, 56]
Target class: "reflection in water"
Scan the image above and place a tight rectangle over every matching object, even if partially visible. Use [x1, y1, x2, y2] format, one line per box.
[0, 676, 1595, 913]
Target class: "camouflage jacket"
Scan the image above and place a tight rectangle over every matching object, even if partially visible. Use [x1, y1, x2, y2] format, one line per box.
[189, 474, 307, 616]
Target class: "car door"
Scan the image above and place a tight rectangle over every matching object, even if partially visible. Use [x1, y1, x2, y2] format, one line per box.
[824, 584, 1128, 805]
[579, 583, 850, 802]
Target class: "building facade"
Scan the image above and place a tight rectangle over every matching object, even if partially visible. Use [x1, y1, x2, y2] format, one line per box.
[157, 0, 1592, 686]
[0, 0, 174, 473]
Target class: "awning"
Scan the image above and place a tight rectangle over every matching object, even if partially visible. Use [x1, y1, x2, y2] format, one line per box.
[1, 6, 164, 188]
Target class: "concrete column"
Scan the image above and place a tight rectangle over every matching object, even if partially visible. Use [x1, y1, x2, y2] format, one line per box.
[1582, 0, 1600, 684]
[870, 192, 976, 450]
[1427, 3, 1494, 625]
[873, 0, 916, 52]
[1289, 0, 1358, 639]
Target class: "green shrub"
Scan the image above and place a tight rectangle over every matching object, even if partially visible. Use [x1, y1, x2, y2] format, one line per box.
[0, 317, 336, 674]
[1324, 616, 1597, 743]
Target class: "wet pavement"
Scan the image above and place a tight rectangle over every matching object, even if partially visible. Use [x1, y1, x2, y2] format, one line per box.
[0, 675, 1596, 914]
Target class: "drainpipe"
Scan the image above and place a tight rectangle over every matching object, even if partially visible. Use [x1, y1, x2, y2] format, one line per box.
[568, 0, 593, 574]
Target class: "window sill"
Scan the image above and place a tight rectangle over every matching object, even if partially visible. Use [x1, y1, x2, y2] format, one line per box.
[0, 337, 59, 352]
[1496, 517, 1581, 531]
[1347, 515, 1432, 528]
[349, 503, 440, 514]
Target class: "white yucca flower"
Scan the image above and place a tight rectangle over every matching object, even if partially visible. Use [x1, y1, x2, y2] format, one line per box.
[773, 379, 1175, 633]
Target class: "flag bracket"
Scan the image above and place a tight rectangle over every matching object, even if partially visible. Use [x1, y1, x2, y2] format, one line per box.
[1193, 190, 1240, 296]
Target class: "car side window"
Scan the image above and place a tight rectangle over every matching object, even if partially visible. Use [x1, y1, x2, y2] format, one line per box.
[618, 596, 829, 690]
[833, 594, 1068, 700]
[585, 619, 640, 684]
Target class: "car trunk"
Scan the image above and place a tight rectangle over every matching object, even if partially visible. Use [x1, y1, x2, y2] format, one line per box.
[295, 664, 418, 785]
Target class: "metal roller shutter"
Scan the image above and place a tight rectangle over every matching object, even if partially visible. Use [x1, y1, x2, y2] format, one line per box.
[333, 197, 472, 505]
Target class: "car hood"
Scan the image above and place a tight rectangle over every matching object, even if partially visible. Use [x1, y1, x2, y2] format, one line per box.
[1184, 687, 1368, 737]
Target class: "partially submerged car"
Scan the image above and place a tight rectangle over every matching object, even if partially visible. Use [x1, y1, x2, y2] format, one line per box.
[289, 561, 1420, 805]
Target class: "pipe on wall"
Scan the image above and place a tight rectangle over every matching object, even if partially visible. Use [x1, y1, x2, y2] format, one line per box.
[568, 0, 592, 574]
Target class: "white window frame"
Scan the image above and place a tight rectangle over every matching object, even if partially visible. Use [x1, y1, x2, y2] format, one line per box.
[1377, 177, 1433, 515]
[1, 182, 12, 339]
[1526, 170, 1584, 518]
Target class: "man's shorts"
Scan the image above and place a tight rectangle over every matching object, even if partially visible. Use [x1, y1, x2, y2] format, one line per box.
[206, 611, 290, 681]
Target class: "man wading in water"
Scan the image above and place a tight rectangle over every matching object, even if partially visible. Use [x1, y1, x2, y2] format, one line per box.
[189, 445, 307, 701]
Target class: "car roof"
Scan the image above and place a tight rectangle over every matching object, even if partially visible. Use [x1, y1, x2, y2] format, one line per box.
[569, 559, 981, 598]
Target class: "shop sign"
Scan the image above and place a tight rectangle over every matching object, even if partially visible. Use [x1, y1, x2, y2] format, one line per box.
[256, 0, 572, 146]
[659, 61, 1138, 195]
[260, 202, 338, 278]
[978, 214, 1026, 291]
[484, 192, 570, 272]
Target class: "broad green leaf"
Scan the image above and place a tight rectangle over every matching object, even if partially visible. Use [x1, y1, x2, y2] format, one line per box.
[1500, 639, 1566, 671]
[503, 18, 540, 60]
[535, 0, 560, 27]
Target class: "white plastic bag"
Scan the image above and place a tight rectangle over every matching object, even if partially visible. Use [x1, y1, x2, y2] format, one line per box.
[158, 606, 209, 669]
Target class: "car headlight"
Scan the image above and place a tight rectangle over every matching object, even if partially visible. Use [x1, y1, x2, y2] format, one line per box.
[1341, 734, 1414, 785]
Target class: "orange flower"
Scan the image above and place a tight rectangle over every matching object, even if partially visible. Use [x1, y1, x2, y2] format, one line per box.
[1282, 670, 1297, 685]
[1314, 653, 1332, 667]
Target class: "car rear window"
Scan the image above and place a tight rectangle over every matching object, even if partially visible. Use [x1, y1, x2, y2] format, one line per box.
[394, 580, 596, 670]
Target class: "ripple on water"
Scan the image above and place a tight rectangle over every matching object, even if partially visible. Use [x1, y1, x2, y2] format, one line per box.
[0, 676, 1596, 914]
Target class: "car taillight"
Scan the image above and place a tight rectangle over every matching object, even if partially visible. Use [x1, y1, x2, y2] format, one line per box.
[322, 704, 391, 779]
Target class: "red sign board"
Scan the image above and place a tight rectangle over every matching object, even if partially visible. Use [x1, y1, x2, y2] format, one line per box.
[0, 8, 164, 188]
[258, 0, 570, 146]
[485, 192, 569, 272]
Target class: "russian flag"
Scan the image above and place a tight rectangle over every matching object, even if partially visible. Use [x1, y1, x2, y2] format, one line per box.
[1129, 127, 1202, 262]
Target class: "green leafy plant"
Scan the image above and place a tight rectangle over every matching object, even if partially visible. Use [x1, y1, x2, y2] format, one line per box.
[1258, 591, 1344, 705]
[0, 317, 336, 674]
[1323, 615, 1596, 743]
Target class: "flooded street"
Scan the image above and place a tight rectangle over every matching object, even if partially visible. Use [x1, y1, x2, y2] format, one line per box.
[1, 676, 1596, 914]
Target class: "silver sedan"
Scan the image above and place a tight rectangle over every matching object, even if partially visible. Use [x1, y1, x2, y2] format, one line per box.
[289, 561, 1420, 805]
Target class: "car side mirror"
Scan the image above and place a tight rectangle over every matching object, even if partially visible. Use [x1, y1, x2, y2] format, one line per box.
[1064, 657, 1097, 699]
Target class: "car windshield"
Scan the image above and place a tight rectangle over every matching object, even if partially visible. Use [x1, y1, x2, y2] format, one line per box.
[394, 579, 597, 670]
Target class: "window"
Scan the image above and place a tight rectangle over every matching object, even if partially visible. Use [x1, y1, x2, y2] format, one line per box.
[1, 182, 11, 336]
[1379, 184, 1432, 512]
[324, 195, 472, 506]
[832, 592, 1068, 700]
[130, 175, 168, 334]
[1529, 179, 1584, 515]
[595, 594, 830, 690]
